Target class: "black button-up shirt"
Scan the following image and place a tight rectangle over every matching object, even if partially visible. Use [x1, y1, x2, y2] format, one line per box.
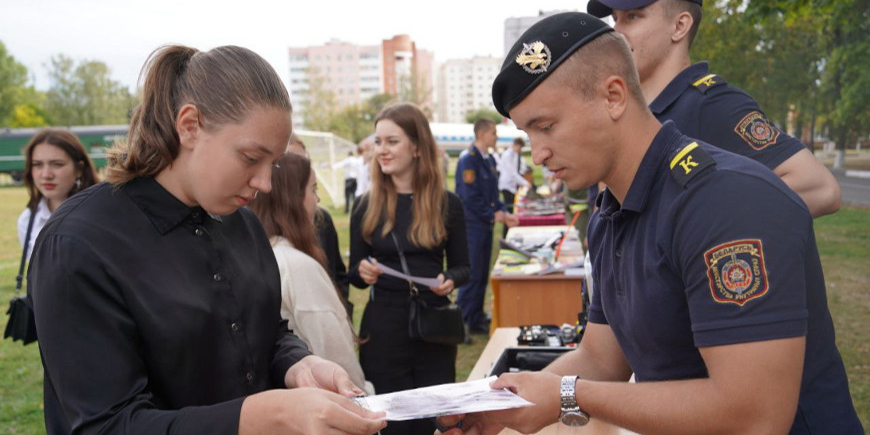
[28, 178, 311, 435]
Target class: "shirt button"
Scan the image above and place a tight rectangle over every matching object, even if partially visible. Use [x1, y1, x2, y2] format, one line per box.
[245, 372, 255, 383]
[231, 322, 241, 333]
[615, 249, 622, 258]
[213, 273, 223, 282]
[195, 228, 203, 236]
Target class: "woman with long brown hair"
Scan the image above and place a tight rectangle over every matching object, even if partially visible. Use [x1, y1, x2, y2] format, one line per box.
[250, 152, 372, 394]
[349, 102, 470, 435]
[18, 129, 98, 260]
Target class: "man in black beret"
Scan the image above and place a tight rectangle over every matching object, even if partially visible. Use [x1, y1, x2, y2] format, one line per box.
[438, 11, 861, 435]
[587, 0, 840, 218]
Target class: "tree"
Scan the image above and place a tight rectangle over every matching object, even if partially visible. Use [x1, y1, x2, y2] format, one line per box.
[465, 108, 502, 124]
[0, 41, 30, 126]
[398, 65, 434, 118]
[301, 66, 340, 132]
[746, 0, 870, 167]
[44, 54, 135, 126]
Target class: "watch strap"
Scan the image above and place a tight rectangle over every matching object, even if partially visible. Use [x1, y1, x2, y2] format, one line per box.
[560, 375, 580, 411]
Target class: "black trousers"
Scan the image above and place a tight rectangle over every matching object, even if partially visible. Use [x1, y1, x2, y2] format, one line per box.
[500, 189, 516, 238]
[344, 178, 357, 213]
[360, 289, 457, 435]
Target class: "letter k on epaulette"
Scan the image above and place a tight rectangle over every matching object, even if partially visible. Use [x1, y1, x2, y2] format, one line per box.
[692, 74, 725, 93]
[669, 142, 716, 188]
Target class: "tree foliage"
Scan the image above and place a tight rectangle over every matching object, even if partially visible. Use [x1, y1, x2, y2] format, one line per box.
[465, 108, 502, 125]
[694, 0, 870, 151]
[44, 54, 135, 126]
[0, 41, 30, 126]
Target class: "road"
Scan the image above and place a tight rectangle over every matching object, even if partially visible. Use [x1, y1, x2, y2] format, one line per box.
[833, 170, 870, 209]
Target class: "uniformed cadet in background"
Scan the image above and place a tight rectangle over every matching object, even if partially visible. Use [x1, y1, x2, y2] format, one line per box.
[438, 12, 862, 435]
[587, 0, 840, 218]
[454, 119, 518, 335]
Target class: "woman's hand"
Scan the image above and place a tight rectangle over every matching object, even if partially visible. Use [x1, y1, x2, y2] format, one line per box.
[357, 258, 382, 285]
[240, 388, 387, 435]
[285, 355, 365, 397]
[430, 274, 455, 297]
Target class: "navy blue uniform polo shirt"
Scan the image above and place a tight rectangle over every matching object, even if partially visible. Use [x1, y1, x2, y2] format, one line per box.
[651, 62, 806, 171]
[455, 144, 505, 227]
[586, 121, 862, 434]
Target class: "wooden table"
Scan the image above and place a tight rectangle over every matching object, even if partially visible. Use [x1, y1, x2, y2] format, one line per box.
[468, 328, 631, 435]
[490, 226, 585, 333]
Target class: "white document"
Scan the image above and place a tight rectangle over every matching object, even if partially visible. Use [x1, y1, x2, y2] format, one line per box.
[352, 376, 533, 421]
[375, 260, 442, 289]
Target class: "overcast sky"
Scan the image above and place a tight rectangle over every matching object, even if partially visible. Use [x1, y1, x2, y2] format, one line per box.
[1, 0, 590, 91]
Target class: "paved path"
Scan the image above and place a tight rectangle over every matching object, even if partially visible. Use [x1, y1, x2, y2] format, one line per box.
[832, 169, 870, 208]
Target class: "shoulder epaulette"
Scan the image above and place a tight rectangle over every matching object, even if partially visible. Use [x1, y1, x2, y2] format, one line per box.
[692, 74, 726, 93]
[669, 142, 716, 188]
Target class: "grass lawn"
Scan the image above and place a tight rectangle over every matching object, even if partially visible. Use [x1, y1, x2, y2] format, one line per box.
[1, 181, 868, 433]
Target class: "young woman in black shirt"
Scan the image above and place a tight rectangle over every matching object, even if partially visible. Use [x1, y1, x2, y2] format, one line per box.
[349, 103, 470, 435]
[28, 44, 385, 435]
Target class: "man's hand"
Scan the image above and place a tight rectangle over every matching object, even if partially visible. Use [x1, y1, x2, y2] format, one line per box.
[434, 372, 561, 435]
[504, 214, 520, 228]
[285, 355, 365, 397]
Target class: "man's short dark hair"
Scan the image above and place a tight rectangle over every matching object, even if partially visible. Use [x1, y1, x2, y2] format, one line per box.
[663, 0, 703, 47]
[473, 118, 496, 138]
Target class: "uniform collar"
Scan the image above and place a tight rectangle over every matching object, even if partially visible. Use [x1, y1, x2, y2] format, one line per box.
[649, 62, 710, 115]
[123, 177, 217, 235]
[599, 121, 682, 216]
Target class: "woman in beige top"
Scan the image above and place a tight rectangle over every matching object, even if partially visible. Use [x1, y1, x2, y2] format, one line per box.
[251, 152, 372, 394]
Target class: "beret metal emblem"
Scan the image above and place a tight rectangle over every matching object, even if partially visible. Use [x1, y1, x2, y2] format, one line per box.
[515, 41, 551, 74]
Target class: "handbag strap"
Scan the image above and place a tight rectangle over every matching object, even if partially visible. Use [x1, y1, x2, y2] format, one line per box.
[16, 207, 37, 294]
[389, 231, 419, 296]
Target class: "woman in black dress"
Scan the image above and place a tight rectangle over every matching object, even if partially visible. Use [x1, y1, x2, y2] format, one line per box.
[349, 102, 470, 435]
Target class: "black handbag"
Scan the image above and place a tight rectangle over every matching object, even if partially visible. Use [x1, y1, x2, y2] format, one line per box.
[4, 208, 38, 345]
[390, 232, 466, 345]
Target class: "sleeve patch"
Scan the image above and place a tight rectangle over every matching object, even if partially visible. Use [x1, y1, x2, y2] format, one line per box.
[463, 169, 476, 184]
[704, 239, 770, 306]
[734, 111, 781, 150]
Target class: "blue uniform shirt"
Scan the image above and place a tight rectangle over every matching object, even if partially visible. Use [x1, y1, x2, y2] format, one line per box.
[455, 144, 505, 226]
[586, 121, 862, 434]
[651, 62, 806, 171]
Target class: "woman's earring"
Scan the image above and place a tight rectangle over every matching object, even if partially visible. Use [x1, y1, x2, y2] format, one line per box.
[75, 178, 81, 188]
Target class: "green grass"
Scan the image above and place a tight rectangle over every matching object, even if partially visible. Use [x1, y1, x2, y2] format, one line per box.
[2, 179, 869, 433]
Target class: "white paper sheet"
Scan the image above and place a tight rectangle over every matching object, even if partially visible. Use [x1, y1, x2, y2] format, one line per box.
[351, 376, 533, 421]
[375, 260, 442, 289]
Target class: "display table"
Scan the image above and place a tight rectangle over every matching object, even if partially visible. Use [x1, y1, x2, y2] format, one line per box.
[490, 226, 585, 333]
[515, 196, 566, 227]
[517, 213, 566, 227]
[468, 328, 632, 435]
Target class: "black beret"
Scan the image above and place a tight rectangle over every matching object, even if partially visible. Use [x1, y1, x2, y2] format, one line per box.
[492, 12, 614, 119]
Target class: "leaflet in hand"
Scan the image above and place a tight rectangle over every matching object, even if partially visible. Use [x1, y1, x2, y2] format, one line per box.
[375, 260, 442, 289]
[352, 376, 533, 421]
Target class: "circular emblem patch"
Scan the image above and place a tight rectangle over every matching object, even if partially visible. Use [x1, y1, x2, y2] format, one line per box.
[721, 258, 753, 293]
[515, 41, 552, 75]
[704, 239, 769, 306]
[734, 111, 780, 150]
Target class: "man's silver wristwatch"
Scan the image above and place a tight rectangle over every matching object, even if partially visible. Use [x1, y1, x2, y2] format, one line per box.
[559, 375, 590, 427]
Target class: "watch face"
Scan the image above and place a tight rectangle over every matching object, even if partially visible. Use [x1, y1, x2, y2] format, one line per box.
[560, 411, 590, 427]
